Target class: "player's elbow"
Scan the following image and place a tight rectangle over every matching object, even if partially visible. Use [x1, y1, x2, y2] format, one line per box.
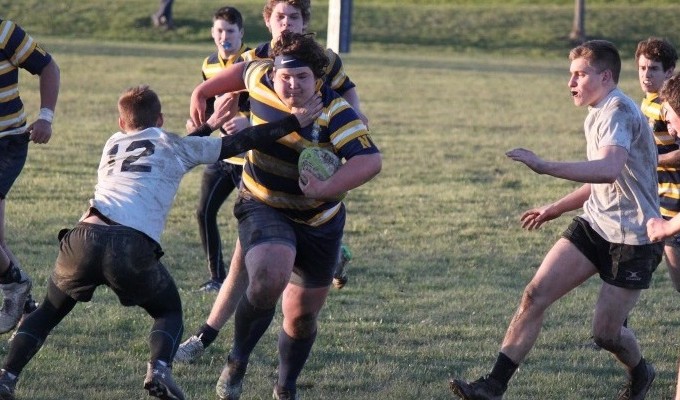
[367, 153, 382, 178]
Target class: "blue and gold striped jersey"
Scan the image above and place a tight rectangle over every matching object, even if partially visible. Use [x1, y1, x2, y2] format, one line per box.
[0, 19, 52, 134]
[241, 60, 378, 226]
[242, 41, 356, 97]
[201, 43, 250, 165]
[641, 93, 680, 218]
[201, 43, 250, 116]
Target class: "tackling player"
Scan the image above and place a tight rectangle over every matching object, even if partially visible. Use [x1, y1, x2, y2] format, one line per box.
[0, 85, 321, 400]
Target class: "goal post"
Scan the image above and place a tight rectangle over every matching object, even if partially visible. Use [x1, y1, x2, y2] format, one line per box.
[326, 0, 353, 53]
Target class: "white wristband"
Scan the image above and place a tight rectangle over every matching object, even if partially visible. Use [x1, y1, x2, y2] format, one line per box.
[38, 108, 54, 123]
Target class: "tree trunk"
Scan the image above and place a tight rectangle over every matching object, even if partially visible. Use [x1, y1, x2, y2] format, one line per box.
[569, 0, 585, 44]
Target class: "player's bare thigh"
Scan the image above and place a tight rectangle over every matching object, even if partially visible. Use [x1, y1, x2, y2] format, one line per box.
[524, 238, 597, 308]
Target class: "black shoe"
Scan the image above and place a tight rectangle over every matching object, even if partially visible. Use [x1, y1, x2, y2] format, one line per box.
[332, 245, 351, 289]
[617, 362, 655, 400]
[449, 375, 505, 400]
[216, 354, 248, 400]
[272, 384, 299, 400]
[0, 369, 17, 400]
[198, 279, 222, 293]
[143, 361, 185, 400]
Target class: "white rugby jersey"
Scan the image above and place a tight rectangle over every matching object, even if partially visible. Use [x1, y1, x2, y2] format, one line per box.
[86, 127, 221, 243]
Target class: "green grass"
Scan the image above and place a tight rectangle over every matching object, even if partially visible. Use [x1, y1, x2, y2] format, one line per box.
[3, 1, 680, 399]
[3, 0, 680, 58]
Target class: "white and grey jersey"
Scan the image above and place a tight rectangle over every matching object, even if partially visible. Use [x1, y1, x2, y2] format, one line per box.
[87, 127, 221, 243]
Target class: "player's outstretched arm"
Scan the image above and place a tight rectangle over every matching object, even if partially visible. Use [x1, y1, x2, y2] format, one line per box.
[190, 62, 248, 126]
[519, 184, 590, 230]
[217, 94, 323, 160]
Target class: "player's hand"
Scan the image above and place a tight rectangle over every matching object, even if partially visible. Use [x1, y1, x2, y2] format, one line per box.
[27, 119, 53, 144]
[506, 148, 546, 174]
[190, 90, 209, 127]
[291, 94, 323, 127]
[206, 93, 238, 131]
[186, 118, 197, 133]
[299, 170, 333, 200]
[356, 110, 369, 130]
[519, 204, 560, 230]
[647, 218, 669, 242]
[222, 115, 250, 135]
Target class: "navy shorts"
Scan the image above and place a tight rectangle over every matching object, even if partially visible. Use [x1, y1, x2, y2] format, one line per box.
[0, 133, 29, 199]
[52, 222, 173, 306]
[561, 217, 663, 289]
[234, 193, 345, 288]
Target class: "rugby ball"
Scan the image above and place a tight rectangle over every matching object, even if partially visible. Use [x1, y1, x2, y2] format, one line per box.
[298, 147, 346, 199]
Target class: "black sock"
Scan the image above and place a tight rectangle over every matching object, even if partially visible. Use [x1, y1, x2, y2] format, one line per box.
[630, 358, 648, 392]
[231, 296, 275, 362]
[277, 329, 316, 391]
[196, 323, 219, 347]
[0, 263, 22, 284]
[489, 352, 518, 388]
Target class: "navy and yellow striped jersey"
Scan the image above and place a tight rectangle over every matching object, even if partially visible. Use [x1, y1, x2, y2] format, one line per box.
[201, 43, 250, 116]
[201, 44, 250, 165]
[0, 19, 52, 134]
[641, 93, 680, 218]
[242, 41, 356, 97]
[241, 60, 378, 226]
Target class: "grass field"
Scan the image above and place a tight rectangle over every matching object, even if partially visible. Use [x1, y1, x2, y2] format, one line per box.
[4, 1, 680, 399]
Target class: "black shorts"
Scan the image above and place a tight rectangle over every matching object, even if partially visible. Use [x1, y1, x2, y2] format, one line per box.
[234, 194, 345, 288]
[561, 217, 663, 289]
[52, 222, 173, 306]
[0, 133, 29, 198]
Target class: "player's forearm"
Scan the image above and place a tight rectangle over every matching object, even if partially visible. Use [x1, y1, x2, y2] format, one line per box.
[39, 60, 60, 111]
[658, 149, 680, 167]
[327, 153, 382, 195]
[551, 184, 591, 214]
[218, 115, 301, 159]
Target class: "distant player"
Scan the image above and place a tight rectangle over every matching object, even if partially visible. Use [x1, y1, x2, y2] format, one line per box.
[647, 73, 680, 400]
[0, 85, 322, 400]
[636, 37, 680, 289]
[188, 6, 251, 293]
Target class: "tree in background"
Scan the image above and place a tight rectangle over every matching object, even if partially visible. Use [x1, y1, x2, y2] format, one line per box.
[569, 0, 586, 44]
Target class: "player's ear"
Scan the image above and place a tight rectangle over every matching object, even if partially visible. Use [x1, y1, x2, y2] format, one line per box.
[666, 66, 676, 79]
[118, 116, 125, 131]
[157, 112, 164, 128]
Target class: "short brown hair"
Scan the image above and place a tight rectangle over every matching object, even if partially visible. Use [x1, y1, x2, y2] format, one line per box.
[214, 6, 243, 29]
[263, 0, 311, 25]
[117, 85, 161, 131]
[569, 40, 621, 83]
[635, 37, 678, 72]
[271, 31, 329, 78]
[661, 73, 680, 114]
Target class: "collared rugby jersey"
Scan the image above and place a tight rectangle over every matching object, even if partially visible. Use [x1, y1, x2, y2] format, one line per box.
[240, 60, 378, 227]
[641, 92, 680, 218]
[201, 43, 250, 165]
[0, 19, 52, 135]
[89, 128, 222, 244]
